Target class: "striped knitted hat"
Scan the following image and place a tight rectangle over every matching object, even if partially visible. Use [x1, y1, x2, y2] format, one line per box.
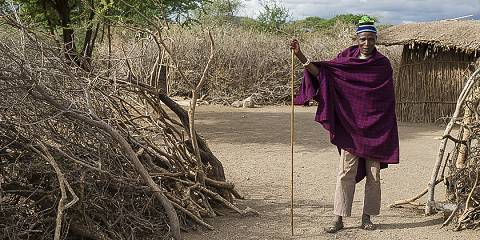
[356, 16, 377, 34]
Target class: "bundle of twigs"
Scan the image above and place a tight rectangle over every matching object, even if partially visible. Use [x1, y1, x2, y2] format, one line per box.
[389, 63, 480, 231]
[0, 14, 253, 240]
[442, 81, 480, 230]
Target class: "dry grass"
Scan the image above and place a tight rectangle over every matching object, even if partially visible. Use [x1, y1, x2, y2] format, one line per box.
[85, 21, 401, 106]
[162, 22, 402, 105]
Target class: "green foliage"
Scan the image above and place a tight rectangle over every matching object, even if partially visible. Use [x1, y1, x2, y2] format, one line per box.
[2, 0, 207, 67]
[196, 0, 243, 25]
[233, 13, 378, 35]
[358, 15, 375, 25]
[109, 0, 207, 26]
[6, 0, 207, 28]
[333, 14, 377, 26]
[238, 16, 263, 30]
[256, 0, 289, 32]
[289, 14, 377, 32]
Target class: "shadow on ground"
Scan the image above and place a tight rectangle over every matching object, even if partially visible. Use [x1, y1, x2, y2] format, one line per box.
[196, 109, 443, 149]
[376, 217, 443, 230]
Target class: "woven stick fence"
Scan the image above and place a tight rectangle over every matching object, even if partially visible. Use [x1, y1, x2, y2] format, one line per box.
[395, 43, 476, 123]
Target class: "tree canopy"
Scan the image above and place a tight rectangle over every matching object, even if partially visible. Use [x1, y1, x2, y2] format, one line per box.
[290, 14, 378, 31]
[1, 0, 207, 68]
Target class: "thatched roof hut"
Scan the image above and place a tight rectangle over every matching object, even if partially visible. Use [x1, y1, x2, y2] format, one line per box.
[378, 20, 480, 122]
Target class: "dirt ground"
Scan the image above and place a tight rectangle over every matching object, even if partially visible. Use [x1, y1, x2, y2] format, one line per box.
[182, 105, 478, 240]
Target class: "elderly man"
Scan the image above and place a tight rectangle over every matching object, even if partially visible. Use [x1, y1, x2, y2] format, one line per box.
[290, 17, 399, 233]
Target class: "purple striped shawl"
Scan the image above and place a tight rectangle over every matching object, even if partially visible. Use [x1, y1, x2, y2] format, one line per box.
[295, 45, 399, 182]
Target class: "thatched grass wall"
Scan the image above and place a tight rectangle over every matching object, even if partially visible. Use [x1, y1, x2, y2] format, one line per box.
[395, 43, 476, 122]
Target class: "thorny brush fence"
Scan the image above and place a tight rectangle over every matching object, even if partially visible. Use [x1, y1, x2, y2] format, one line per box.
[0, 18, 254, 240]
[166, 22, 402, 105]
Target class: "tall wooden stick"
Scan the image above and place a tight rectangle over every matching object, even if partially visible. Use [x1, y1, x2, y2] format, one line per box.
[290, 49, 295, 236]
[189, 30, 215, 186]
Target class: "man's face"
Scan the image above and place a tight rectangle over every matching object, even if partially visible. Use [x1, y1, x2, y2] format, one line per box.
[356, 32, 377, 56]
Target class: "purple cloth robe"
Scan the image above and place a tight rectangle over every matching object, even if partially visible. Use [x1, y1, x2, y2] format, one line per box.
[294, 45, 399, 182]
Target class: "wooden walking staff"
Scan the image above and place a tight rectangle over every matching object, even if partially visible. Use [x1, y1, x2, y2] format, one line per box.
[290, 49, 295, 236]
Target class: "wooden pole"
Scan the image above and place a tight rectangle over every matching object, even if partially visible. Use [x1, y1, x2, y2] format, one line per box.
[290, 49, 295, 236]
[425, 67, 480, 215]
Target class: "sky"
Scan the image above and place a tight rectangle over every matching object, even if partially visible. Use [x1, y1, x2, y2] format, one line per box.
[238, 0, 480, 24]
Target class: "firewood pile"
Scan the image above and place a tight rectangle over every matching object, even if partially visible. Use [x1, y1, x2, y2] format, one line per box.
[0, 19, 253, 240]
[443, 73, 480, 231]
[390, 64, 480, 231]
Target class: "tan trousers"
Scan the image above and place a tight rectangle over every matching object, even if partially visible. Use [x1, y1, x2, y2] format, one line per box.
[333, 149, 381, 217]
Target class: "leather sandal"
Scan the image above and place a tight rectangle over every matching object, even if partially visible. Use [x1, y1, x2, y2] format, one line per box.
[361, 219, 376, 230]
[324, 221, 344, 233]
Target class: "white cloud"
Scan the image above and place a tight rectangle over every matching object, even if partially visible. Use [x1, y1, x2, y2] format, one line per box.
[239, 0, 262, 18]
[237, 0, 480, 24]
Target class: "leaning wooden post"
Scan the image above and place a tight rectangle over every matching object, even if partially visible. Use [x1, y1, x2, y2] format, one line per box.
[425, 67, 480, 215]
[290, 49, 295, 236]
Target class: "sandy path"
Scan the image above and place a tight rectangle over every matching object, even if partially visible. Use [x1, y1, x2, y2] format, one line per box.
[183, 105, 476, 240]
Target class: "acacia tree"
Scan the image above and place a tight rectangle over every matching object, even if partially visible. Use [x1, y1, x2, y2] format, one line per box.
[257, 0, 289, 32]
[2, 0, 206, 69]
[196, 0, 243, 24]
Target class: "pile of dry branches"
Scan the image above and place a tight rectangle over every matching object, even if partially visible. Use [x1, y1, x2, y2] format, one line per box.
[0, 16, 252, 240]
[442, 73, 480, 230]
[390, 64, 480, 231]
